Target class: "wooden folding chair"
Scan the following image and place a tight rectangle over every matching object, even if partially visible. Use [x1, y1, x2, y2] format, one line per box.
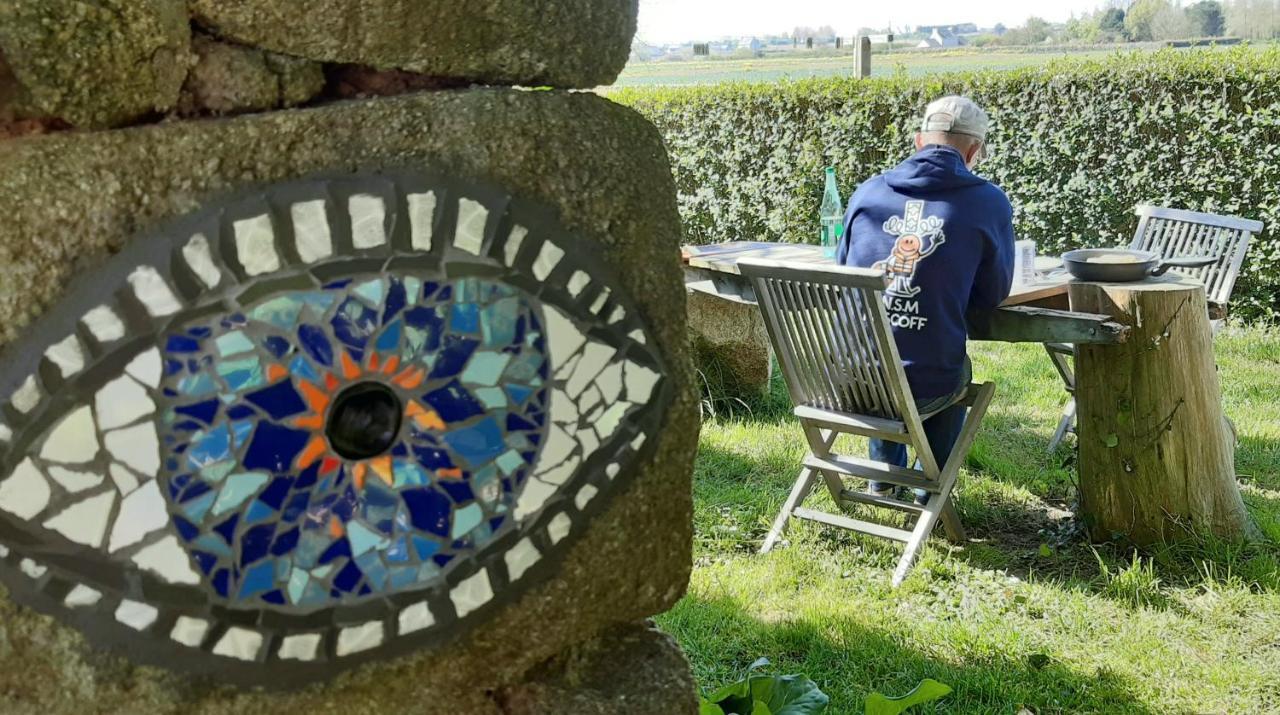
[739, 259, 996, 587]
[1045, 205, 1264, 451]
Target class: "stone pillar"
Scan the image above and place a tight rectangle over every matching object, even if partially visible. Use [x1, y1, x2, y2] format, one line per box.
[0, 2, 697, 713]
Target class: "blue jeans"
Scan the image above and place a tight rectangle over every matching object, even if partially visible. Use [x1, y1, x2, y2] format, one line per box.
[868, 361, 971, 502]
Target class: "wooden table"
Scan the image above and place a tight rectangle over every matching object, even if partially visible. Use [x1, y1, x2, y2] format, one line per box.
[680, 241, 1129, 397]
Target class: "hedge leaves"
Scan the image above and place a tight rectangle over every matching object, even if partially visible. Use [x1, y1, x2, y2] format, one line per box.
[614, 47, 1280, 321]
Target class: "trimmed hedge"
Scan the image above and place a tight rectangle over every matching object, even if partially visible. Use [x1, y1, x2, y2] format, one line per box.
[612, 48, 1280, 321]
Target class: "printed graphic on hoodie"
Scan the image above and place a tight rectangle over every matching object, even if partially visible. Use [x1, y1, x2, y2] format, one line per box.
[874, 200, 946, 300]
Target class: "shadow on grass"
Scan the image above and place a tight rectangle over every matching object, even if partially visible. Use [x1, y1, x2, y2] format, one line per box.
[663, 593, 1159, 714]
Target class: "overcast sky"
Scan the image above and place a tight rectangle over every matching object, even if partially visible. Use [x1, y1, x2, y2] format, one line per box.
[637, 0, 1106, 44]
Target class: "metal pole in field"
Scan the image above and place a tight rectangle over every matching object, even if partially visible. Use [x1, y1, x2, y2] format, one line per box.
[855, 36, 871, 78]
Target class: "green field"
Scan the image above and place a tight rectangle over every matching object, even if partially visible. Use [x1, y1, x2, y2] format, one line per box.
[614, 46, 1231, 87]
[662, 328, 1280, 713]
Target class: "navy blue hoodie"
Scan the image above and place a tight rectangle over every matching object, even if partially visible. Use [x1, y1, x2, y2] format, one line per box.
[836, 145, 1015, 399]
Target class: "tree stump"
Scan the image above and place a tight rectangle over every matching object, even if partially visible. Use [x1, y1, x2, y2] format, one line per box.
[1069, 275, 1253, 544]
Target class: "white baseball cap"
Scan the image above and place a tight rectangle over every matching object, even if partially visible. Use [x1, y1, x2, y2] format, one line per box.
[920, 96, 990, 142]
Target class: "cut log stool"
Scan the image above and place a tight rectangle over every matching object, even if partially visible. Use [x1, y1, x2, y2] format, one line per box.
[1070, 275, 1254, 544]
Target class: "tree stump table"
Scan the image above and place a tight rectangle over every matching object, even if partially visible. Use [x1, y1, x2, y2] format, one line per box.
[1069, 275, 1254, 544]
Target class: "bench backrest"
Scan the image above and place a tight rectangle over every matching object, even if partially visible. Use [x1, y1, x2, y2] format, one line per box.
[1129, 205, 1263, 307]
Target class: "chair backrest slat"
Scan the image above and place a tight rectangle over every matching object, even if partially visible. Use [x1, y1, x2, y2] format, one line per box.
[740, 260, 917, 423]
[1129, 205, 1263, 307]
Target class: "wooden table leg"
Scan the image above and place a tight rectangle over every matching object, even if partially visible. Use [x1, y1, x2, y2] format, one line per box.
[1069, 276, 1255, 544]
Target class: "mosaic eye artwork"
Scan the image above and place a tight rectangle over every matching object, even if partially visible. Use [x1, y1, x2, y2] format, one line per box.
[0, 173, 667, 685]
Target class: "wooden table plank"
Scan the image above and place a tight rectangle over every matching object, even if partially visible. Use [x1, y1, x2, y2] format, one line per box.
[683, 241, 1071, 307]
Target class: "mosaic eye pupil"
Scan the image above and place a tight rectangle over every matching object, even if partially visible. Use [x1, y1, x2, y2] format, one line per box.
[326, 383, 402, 460]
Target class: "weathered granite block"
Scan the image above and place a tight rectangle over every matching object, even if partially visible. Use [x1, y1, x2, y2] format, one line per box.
[687, 289, 773, 399]
[188, 0, 638, 88]
[178, 36, 325, 116]
[0, 88, 696, 712]
[0, 0, 192, 128]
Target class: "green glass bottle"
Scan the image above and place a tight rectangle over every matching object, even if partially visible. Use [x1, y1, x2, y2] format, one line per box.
[819, 167, 844, 260]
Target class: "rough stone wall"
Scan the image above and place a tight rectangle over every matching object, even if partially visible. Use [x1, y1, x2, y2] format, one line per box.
[0, 84, 698, 713]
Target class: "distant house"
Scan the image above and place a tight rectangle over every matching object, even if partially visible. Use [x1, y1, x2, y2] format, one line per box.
[916, 28, 964, 49]
[867, 33, 894, 45]
[737, 37, 764, 53]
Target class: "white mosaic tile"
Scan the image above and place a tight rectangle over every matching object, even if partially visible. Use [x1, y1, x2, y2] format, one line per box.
[290, 200, 334, 264]
[212, 627, 263, 661]
[336, 621, 384, 656]
[95, 375, 155, 430]
[532, 241, 565, 281]
[109, 462, 140, 495]
[504, 225, 528, 266]
[182, 233, 223, 289]
[595, 362, 624, 403]
[543, 306, 586, 371]
[535, 425, 576, 475]
[450, 570, 493, 618]
[0, 544, 9, 556]
[103, 422, 159, 476]
[549, 388, 579, 425]
[590, 289, 611, 315]
[537, 455, 579, 489]
[45, 334, 85, 378]
[127, 266, 182, 318]
[40, 405, 98, 463]
[19, 558, 46, 579]
[115, 599, 158, 631]
[133, 536, 200, 585]
[567, 271, 591, 297]
[577, 426, 599, 458]
[547, 512, 572, 545]
[0, 422, 9, 442]
[596, 403, 630, 442]
[349, 194, 387, 249]
[64, 583, 102, 607]
[109, 480, 167, 552]
[504, 538, 540, 582]
[82, 305, 126, 343]
[631, 434, 647, 451]
[608, 305, 627, 325]
[233, 214, 280, 276]
[514, 479, 556, 521]
[47, 466, 104, 493]
[11, 375, 40, 414]
[576, 483, 599, 511]
[628, 329, 647, 345]
[566, 343, 617, 398]
[606, 463, 621, 479]
[43, 491, 114, 548]
[0, 458, 50, 519]
[454, 198, 488, 255]
[408, 192, 437, 251]
[279, 633, 322, 661]
[553, 354, 581, 383]
[397, 601, 435, 635]
[624, 362, 660, 404]
[578, 385, 602, 416]
[125, 349, 162, 388]
[170, 616, 210, 647]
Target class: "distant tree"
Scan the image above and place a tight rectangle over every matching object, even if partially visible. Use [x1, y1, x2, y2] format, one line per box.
[1099, 7, 1128, 34]
[816, 25, 838, 40]
[1125, 0, 1172, 41]
[1151, 4, 1197, 39]
[1187, 0, 1227, 35]
[1225, 0, 1280, 39]
[993, 22, 1008, 35]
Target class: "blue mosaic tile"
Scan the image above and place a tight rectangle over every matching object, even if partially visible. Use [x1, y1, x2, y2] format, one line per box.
[156, 275, 549, 609]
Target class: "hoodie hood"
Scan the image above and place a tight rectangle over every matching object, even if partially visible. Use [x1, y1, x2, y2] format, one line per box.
[884, 145, 986, 193]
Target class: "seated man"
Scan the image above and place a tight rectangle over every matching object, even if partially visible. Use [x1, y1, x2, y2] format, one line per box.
[835, 95, 1015, 503]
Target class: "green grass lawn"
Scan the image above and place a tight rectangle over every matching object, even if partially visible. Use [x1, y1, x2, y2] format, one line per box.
[661, 325, 1280, 714]
[613, 46, 1260, 88]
